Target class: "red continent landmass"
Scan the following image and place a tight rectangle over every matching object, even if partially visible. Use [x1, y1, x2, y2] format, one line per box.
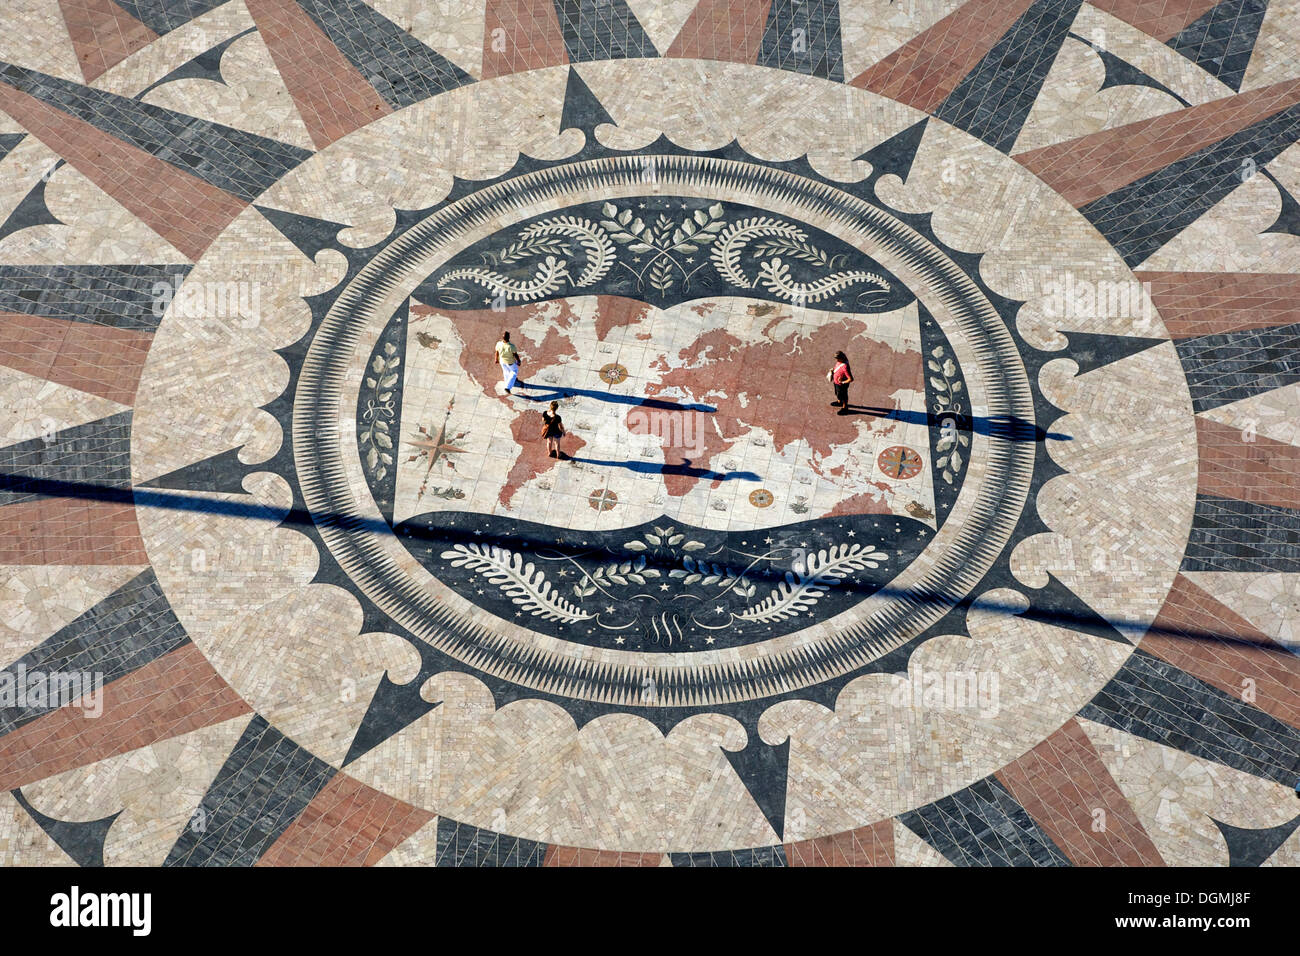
[415, 302, 583, 508]
[642, 317, 924, 495]
[503, 408, 587, 509]
[826, 484, 895, 517]
[594, 296, 653, 339]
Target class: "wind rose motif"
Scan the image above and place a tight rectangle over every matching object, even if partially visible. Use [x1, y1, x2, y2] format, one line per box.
[431, 201, 894, 305]
[405, 397, 468, 501]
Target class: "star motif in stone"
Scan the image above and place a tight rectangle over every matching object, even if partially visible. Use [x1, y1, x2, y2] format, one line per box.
[764, 536, 774, 544]
[834, 300, 844, 307]
[705, 636, 715, 644]
[558, 568, 569, 576]
[615, 636, 624, 645]
[800, 541, 809, 547]
[475, 589, 484, 595]
[605, 605, 616, 613]
[847, 530, 856, 537]
[659, 583, 670, 591]
[714, 605, 724, 613]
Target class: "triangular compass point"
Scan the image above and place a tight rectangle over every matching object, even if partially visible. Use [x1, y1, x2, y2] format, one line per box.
[722, 734, 791, 841]
[560, 68, 616, 137]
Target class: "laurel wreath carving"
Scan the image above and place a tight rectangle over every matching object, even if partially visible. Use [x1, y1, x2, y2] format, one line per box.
[712, 217, 804, 288]
[928, 344, 969, 486]
[737, 544, 887, 623]
[757, 258, 892, 304]
[573, 554, 662, 597]
[441, 543, 593, 622]
[516, 217, 616, 286]
[435, 255, 570, 303]
[359, 341, 400, 482]
[669, 556, 756, 596]
[431, 203, 894, 304]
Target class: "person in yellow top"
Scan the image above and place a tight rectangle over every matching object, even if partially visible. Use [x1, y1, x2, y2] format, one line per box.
[494, 331, 521, 394]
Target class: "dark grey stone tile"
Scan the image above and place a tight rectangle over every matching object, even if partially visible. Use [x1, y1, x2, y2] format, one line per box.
[934, 0, 1083, 153]
[434, 817, 547, 866]
[296, 0, 472, 109]
[103, 0, 229, 36]
[553, 0, 658, 62]
[0, 174, 63, 243]
[1182, 494, 1300, 573]
[0, 568, 189, 737]
[11, 790, 121, 867]
[1079, 649, 1300, 786]
[1080, 101, 1300, 267]
[164, 715, 335, 866]
[669, 845, 788, 866]
[898, 776, 1071, 866]
[1167, 0, 1270, 92]
[757, 0, 844, 81]
[0, 263, 187, 332]
[0, 61, 311, 202]
[0, 412, 132, 508]
[1173, 320, 1300, 413]
[1212, 813, 1300, 866]
[0, 131, 23, 164]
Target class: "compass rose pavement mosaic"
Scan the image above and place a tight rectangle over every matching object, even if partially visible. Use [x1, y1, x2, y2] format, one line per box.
[0, 0, 1298, 870]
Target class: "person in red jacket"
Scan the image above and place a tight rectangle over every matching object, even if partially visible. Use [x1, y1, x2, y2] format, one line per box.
[829, 350, 853, 415]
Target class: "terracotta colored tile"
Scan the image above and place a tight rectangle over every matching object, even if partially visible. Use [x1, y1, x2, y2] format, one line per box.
[0, 311, 153, 405]
[0, 82, 248, 260]
[667, 0, 772, 64]
[1136, 272, 1300, 339]
[1016, 78, 1300, 208]
[0, 643, 251, 792]
[1087, 0, 1222, 42]
[481, 0, 569, 79]
[784, 819, 895, 866]
[1142, 574, 1300, 731]
[245, 0, 391, 149]
[257, 772, 434, 867]
[0, 496, 148, 565]
[849, 0, 1037, 113]
[1197, 417, 1300, 510]
[58, 0, 158, 82]
[996, 718, 1165, 866]
[542, 845, 662, 866]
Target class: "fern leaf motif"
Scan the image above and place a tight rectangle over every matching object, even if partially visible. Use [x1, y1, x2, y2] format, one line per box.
[436, 256, 570, 302]
[520, 218, 616, 287]
[737, 544, 887, 624]
[711, 218, 806, 288]
[756, 258, 892, 304]
[441, 543, 593, 622]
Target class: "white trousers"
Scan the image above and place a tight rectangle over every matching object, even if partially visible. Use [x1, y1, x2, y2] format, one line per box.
[500, 361, 519, 390]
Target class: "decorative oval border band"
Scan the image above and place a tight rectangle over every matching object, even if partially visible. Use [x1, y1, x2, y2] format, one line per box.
[293, 153, 1037, 707]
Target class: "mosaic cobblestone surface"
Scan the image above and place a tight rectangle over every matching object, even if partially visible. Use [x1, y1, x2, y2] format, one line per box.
[0, 0, 1298, 867]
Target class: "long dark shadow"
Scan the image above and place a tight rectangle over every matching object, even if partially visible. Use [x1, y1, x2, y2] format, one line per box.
[853, 405, 1073, 442]
[567, 456, 761, 482]
[515, 381, 716, 413]
[0, 472, 1285, 655]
